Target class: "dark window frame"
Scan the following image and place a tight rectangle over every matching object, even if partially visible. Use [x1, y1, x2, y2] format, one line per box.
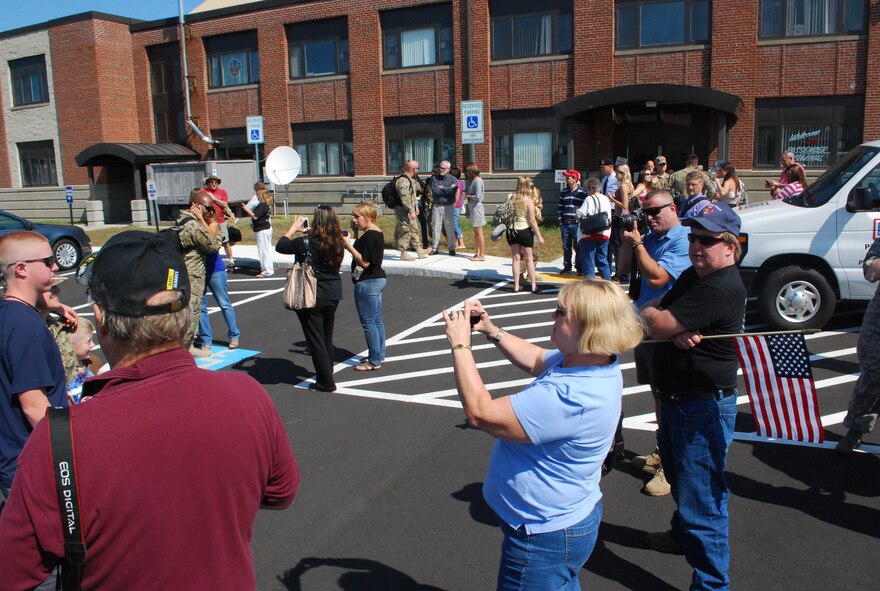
[18, 140, 57, 187]
[205, 31, 260, 89]
[381, 4, 454, 70]
[615, 0, 711, 50]
[490, 0, 573, 60]
[758, 0, 867, 39]
[287, 18, 350, 79]
[210, 127, 254, 160]
[492, 110, 565, 172]
[10, 55, 49, 107]
[384, 115, 456, 174]
[753, 95, 864, 169]
[292, 121, 354, 177]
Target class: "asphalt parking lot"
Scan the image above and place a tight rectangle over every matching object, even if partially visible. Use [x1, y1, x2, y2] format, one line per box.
[59, 269, 878, 590]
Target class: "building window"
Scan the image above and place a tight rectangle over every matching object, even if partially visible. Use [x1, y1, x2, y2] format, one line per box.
[205, 31, 260, 88]
[616, 0, 710, 49]
[490, 0, 573, 60]
[210, 127, 254, 160]
[381, 4, 453, 70]
[287, 18, 349, 79]
[18, 141, 57, 186]
[385, 116, 455, 173]
[292, 122, 354, 176]
[10, 55, 49, 106]
[493, 111, 565, 172]
[759, 0, 866, 38]
[754, 96, 863, 168]
[148, 43, 185, 143]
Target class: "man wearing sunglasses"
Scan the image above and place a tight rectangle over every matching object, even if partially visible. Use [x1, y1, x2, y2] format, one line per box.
[640, 202, 745, 591]
[0, 231, 67, 506]
[624, 190, 692, 497]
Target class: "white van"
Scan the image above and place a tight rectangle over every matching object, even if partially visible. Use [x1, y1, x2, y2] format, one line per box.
[738, 140, 880, 329]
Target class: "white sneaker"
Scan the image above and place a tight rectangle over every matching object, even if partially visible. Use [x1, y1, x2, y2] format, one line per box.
[189, 345, 211, 358]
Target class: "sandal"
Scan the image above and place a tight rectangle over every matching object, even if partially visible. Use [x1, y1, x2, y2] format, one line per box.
[256, 273, 266, 278]
[468, 256, 485, 261]
[354, 362, 382, 372]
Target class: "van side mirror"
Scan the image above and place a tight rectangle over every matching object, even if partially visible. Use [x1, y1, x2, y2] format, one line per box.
[847, 186, 875, 212]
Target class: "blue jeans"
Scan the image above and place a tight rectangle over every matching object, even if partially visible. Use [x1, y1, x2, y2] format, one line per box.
[496, 500, 602, 591]
[658, 393, 737, 591]
[354, 278, 386, 366]
[197, 270, 241, 347]
[560, 223, 580, 270]
[578, 240, 611, 280]
[454, 206, 463, 239]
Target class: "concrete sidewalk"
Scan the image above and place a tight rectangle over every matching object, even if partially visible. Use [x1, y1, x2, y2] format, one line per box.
[227, 244, 577, 284]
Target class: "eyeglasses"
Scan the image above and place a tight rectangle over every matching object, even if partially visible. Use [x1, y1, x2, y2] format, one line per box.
[687, 234, 725, 247]
[553, 306, 567, 317]
[5, 255, 56, 268]
[642, 203, 674, 217]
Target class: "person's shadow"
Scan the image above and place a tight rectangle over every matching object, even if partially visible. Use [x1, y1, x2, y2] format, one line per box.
[585, 521, 680, 590]
[278, 557, 445, 591]
[450, 482, 497, 527]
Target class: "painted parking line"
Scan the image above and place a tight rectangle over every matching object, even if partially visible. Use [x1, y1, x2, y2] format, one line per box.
[195, 346, 260, 370]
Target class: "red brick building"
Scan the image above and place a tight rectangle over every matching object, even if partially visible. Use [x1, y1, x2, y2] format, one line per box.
[1, 0, 878, 219]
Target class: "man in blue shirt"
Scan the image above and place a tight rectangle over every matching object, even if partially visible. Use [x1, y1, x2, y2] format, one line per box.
[0, 231, 67, 503]
[557, 169, 587, 274]
[623, 190, 691, 497]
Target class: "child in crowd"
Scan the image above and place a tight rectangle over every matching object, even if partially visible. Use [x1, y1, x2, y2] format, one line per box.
[66, 318, 95, 404]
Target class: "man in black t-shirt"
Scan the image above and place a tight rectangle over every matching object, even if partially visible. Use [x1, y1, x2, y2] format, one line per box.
[640, 202, 746, 591]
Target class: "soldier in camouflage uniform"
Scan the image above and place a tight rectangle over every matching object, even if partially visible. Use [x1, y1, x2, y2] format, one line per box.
[837, 237, 880, 454]
[651, 155, 673, 191]
[177, 190, 222, 356]
[668, 154, 715, 203]
[395, 160, 430, 261]
[38, 277, 78, 384]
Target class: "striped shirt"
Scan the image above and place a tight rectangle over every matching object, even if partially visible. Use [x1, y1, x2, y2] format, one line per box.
[558, 185, 587, 225]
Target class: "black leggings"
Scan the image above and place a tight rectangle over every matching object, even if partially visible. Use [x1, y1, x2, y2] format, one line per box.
[295, 298, 340, 390]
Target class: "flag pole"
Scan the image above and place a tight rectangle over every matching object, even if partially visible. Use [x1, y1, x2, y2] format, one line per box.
[640, 328, 820, 344]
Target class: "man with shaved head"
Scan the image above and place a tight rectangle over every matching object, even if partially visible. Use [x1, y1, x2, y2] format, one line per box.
[0, 231, 67, 506]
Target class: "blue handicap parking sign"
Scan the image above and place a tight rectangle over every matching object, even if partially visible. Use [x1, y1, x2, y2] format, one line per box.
[466, 116, 479, 129]
[250, 129, 261, 141]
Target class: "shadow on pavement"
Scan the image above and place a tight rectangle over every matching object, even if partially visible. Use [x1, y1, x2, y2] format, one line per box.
[233, 356, 310, 386]
[278, 557, 445, 591]
[585, 521, 681, 591]
[450, 482, 497, 527]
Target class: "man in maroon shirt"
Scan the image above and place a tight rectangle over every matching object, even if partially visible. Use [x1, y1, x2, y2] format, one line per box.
[0, 231, 299, 590]
[203, 174, 238, 269]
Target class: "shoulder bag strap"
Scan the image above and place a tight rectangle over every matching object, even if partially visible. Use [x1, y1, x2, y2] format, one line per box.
[47, 406, 86, 591]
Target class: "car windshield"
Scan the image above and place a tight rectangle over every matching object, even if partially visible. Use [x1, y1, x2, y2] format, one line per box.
[797, 146, 880, 208]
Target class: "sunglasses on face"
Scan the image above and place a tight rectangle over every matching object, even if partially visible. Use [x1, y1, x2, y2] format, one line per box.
[6, 255, 56, 268]
[642, 203, 674, 217]
[687, 234, 725, 246]
[553, 306, 567, 317]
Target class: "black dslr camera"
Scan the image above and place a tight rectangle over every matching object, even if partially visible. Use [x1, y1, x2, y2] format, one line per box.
[614, 210, 649, 234]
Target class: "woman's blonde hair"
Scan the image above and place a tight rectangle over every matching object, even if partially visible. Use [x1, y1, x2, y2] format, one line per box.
[512, 176, 534, 214]
[352, 200, 377, 223]
[558, 280, 643, 355]
[258, 188, 273, 207]
[615, 164, 634, 193]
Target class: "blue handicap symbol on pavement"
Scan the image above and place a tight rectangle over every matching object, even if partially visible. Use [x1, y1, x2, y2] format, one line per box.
[250, 129, 261, 140]
[195, 346, 260, 371]
[466, 116, 479, 129]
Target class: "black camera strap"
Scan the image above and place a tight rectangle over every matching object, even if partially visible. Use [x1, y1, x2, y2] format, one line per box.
[47, 406, 87, 591]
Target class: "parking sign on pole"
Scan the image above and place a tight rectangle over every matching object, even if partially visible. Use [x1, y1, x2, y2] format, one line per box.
[461, 100, 484, 145]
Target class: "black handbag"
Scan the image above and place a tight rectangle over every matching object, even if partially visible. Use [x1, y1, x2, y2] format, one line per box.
[578, 195, 611, 235]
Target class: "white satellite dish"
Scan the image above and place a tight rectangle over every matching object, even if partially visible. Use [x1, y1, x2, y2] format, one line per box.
[265, 146, 301, 186]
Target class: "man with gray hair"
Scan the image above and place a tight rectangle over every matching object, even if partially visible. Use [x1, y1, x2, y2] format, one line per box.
[0, 231, 299, 588]
[429, 160, 459, 256]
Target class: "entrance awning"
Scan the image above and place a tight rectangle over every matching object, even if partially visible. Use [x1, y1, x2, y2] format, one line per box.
[75, 143, 199, 167]
[553, 84, 741, 120]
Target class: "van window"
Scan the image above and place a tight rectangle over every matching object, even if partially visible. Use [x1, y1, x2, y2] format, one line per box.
[802, 146, 880, 208]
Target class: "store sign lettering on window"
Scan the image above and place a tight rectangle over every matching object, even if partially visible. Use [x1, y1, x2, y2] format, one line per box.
[785, 127, 829, 166]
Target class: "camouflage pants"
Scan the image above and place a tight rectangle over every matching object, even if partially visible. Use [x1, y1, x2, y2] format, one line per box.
[844, 290, 880, 433]
[395, 207, 421, 252]
[184, 277, 205, 347]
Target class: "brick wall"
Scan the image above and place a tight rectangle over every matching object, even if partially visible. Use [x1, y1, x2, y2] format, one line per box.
[0, 76, 8, 187]
[863, 0, 880, 141]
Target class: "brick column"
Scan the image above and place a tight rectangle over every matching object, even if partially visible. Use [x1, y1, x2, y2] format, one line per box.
[348, 9, 384, 175]
[0, 85, 9, 187]
[864, 1, 880, 141]
[462, 0, 491, 171]
[183, 35, 212, 157]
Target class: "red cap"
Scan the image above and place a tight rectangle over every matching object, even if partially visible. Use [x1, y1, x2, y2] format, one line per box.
[562, 170, 580, 181]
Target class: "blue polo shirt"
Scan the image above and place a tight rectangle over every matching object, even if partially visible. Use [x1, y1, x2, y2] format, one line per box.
[635, 222, 692, 309]
[483, 350, 622, 534]
[0, 300, 68, 488]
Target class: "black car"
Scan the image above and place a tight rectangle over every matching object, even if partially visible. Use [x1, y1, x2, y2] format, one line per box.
[0, 210, 92, 270]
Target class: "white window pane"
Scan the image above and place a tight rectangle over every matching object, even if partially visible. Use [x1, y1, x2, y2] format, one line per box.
[326, 143, 340, 175]
[787, 0, 838, 36]
[290, 46, 303, 78]
[401, 28, 436, 67]
[512, 15, 552, 57]
[310, 143, 328, 175]
[406, 137, 435, 169]
[221, 52, 248, 85]
[295, 144, 308, 175]
[513, 132, 552, 171]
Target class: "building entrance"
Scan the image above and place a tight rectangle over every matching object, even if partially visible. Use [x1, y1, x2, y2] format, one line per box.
[612, 104, 712, 173]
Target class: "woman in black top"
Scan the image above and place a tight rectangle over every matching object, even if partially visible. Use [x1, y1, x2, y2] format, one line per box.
[249, 188, 274, 277]
[344, 201, 387, 371]
[275, 205, 345, 391]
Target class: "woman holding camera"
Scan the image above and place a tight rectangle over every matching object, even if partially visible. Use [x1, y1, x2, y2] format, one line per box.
[444, 280, 643, 591]
[275, 206, 345, 392]
[343, 201, 387, 372]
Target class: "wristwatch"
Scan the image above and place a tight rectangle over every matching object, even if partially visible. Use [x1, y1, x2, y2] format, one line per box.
[487, 328, 505, 343]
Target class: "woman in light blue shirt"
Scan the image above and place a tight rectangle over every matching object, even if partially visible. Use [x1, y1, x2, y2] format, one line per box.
[444, 280, 643, 590]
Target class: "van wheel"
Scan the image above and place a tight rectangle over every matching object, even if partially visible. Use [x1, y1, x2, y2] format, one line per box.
[759, 266, 835, 330]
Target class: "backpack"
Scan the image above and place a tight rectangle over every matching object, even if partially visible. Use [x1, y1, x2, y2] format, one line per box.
[493, 194, 516, 227]
[161, 216, 196, 253]
[381, 175, 405, 209]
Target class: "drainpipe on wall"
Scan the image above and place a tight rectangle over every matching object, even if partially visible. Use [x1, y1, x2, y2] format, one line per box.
[179, 0, 220, 146]
[466, 0, 475, 164]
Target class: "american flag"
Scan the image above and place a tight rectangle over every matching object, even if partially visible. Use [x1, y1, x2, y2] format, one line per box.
[734, 333, 824, 443]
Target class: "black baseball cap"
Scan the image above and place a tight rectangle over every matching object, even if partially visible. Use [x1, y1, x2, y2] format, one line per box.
[600, 158, 615, 166]
[77, 231, 190, 317]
